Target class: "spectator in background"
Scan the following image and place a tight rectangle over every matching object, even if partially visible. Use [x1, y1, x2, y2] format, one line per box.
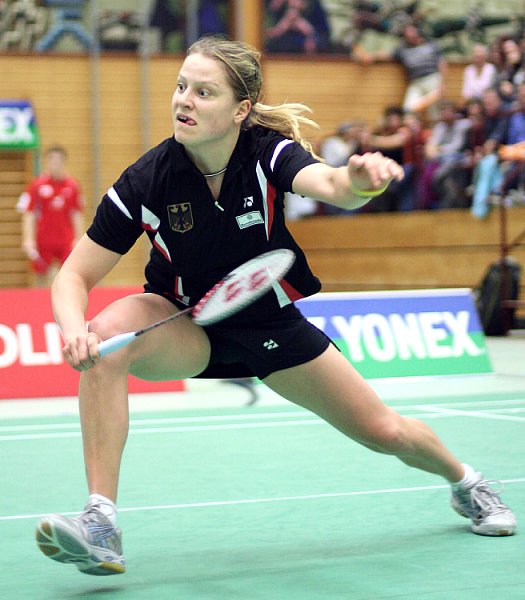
[461, 43, 497, 101]
[149, 0, 229, 52]
[149, 0, 185, 52]
[494, 82, 525, 203]
[505, 82, 525, 146]
[420, 100, 469, 209]
[318, 120, 367, 215]
[320, 120, 365, 167]
[17, 146, 83, 286]
[361, 106, 405, 212]
[493, 37, 525, 107]
[354, 24, 446, 121]
[470, 88, 510, 218]
[265, 0, 331, 54]
[364, 108, 429, 212]
[401, 111, 430, 210]
[197, 0, 229, 37]
[489, 38, 505, 75]
[435, 98, 488, 211]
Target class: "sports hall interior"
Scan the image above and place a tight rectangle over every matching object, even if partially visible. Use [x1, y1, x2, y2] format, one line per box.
[1, 2, 524, 299]
[1, 2, 525, 599]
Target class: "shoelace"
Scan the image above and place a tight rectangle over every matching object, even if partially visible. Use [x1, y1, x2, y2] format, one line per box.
[78, 504, 118, 545]
[466, 480, 508, 517]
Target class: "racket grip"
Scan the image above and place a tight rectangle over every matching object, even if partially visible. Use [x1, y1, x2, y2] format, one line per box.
[98, 332, 137, 357]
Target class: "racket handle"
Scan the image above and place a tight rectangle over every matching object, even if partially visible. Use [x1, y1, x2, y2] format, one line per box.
[98, 332, 137, 357]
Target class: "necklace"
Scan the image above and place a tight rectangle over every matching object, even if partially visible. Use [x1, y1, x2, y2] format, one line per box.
[203, 166, 227, 178]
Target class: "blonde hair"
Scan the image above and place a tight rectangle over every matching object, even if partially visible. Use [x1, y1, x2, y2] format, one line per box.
[187, 35, 320, 157]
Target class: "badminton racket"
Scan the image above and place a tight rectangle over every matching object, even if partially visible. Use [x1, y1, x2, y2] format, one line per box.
[98, 248, 296, 357]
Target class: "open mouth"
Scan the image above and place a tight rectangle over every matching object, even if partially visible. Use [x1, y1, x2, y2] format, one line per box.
[177, 114, 197, 126]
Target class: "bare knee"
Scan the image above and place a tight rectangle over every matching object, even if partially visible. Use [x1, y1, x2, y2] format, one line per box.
[88, 310, 127, 342]
[86, 309, 138, 374]
[360, 416, 412, 456]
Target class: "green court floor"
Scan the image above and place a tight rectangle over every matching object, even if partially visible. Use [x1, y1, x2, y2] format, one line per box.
[1, 338, 524, 599]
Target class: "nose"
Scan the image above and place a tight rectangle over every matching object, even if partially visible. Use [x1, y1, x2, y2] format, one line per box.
[177, 87, 193, 109]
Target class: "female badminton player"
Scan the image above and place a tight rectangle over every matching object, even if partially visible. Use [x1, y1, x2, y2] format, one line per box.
[36, 34, 516, 576]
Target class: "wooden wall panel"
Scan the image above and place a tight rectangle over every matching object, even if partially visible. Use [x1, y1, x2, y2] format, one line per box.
[263, 58, 464, 140]
[0, 151, 32, 287]
[0, 51, 468, 289]
[147, 57, 184, 147]
[288, 208, 525, 298]
[288, 209, 521, 250]
[0, 54, 92, 223]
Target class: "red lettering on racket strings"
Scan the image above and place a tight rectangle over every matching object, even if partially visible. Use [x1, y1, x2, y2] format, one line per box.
[223, 268, 269, 303]
[249, 268, 270, 291]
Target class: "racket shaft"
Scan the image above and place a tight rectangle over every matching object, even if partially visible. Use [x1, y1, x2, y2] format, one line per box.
[98, 306, 194, 357]
[136, 305, 194, 335]
[98, 332, 137, 357]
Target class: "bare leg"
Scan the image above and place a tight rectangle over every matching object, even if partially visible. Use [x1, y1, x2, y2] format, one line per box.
[264, 345, 464, 482]
[78, 362, 129, 502]
[79, 293, 210, 502]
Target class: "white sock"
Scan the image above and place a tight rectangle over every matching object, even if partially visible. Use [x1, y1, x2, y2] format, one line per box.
[451, 463, 479, 491]
[88, 493, 117, 527]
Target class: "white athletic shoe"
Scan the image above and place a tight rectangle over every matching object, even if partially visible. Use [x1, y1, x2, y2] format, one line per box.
[451, 475, 517, 536]
[36, 502, 125, 575]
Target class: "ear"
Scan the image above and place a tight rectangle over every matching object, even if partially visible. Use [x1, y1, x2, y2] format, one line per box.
[234, 99, 251, 124]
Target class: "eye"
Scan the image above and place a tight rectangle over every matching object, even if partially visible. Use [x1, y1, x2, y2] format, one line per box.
[176, 82, 185, 92]
[198, 88, 210, 97]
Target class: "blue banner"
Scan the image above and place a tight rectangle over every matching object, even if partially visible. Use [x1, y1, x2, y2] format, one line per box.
[297, 289, 493, 379]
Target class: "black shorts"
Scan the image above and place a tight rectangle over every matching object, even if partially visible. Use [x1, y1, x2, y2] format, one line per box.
[198, 303, 333, 380]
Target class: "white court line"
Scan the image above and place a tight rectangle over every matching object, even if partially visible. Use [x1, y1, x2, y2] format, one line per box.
[418, 405, 525, 422]
[2, 404, 525, 441]
[0, 410, 501, 442]
[412, 398, 525, 409]
[2, 398, 525, 435]
[0, 419, 323, 441]
[0, 410, 313, 433]
[4, 478, 525, 522]
[482, 408, 525, 413]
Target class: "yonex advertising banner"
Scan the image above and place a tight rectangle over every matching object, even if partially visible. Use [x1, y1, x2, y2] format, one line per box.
[0, 287, 185, 399]
[297, 289, 493, 379]
[0, 287, 491, 399]
[0, 100, 40, 149]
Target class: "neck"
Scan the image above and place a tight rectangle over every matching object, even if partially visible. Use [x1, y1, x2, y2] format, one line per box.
[183, 129, 241, 181]
[202, 165, 227, 178]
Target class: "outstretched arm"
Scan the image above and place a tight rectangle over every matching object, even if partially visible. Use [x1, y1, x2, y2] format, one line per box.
[52, 234, 122, 369]
[292, 151, 404, 210]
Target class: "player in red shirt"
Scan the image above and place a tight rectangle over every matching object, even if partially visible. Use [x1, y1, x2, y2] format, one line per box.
[18, 146, 84, 286]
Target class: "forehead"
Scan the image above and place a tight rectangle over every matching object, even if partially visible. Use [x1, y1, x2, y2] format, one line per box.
[503, 40, 518, 51]
[179, 53, 227, 84]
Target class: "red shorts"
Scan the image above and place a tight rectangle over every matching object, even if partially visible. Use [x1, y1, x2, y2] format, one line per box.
[33, 242, 72, 273]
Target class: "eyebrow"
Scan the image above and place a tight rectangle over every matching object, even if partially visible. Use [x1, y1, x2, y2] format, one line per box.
[177, 74, 220, 88]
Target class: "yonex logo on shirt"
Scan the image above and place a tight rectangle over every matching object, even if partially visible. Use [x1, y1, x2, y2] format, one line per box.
[263, 339, 279, 350]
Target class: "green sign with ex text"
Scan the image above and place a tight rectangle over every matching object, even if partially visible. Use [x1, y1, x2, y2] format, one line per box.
[0, 100, 40, 149]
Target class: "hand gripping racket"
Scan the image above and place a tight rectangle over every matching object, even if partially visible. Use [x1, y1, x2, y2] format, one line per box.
[97, 249, 296, 357]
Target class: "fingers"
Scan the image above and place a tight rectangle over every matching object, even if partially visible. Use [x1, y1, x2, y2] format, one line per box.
[349, 152, 405, 190]
[62, 331, 101, 372]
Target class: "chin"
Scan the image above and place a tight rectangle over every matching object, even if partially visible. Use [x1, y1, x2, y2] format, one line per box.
[174, 130, 190, 144]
